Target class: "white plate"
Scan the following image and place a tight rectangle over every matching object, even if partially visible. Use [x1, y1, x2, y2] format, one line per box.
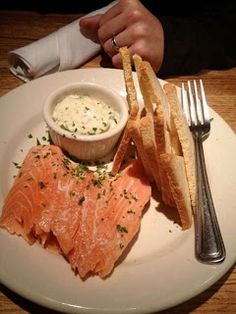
[0, 68, 236, 314]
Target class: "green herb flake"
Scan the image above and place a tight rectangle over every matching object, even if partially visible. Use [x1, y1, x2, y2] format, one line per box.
[119, 243, 124, 250]
[131, 195, 138, 202]
[63, 157, 71, 169]
[43, 152, 51, 159]
[127, 209, 135, 214]
[116, 224, 128, 234]
[74, 163, 89, 179]
[38, 181, 47, 189]
[91, 178, 103, 188]
[13, 162, 21, 169]
[78, 195, 85, 205]
[60, 124, 67, 131]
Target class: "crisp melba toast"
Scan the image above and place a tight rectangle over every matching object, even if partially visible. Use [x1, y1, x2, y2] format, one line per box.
[111, 47, 139, 175]
[113, 47, 195, 229]
[139, 113, 161, 187]
[112, 47, 153, 180]
[134, 57, 176, 207]
[163, 83, 196, 209]
[160, 153, 192, 229]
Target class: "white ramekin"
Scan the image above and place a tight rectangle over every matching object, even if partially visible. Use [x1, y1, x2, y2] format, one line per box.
[43, 82, 128, 161]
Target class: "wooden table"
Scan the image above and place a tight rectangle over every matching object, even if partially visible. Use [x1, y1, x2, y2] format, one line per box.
[0, 10, 235, 314]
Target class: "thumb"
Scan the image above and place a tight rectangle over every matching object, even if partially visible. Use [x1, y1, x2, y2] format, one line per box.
[79, 14, 102, 43]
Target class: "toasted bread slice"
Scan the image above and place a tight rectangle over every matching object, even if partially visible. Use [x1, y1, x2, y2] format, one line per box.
[112, 47, 139, 175]
[128, 119, 154, 181]
[119, 47, 139, 119]
[133, 55, 161, 184]
[133, 55, 154, 114]
[164, 83, 196, 209]
[133, 54, 142, 80]
[134, 60, 175, 206]
[139, 113, 161, 186]
[111, 125, 131, 176]
[113, 49, 194, 229]
[139, 61, 171, 134]
[160, 153, 192, 229]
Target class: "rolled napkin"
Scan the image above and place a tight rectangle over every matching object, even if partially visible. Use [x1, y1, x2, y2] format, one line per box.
[8, 1, 117, 82]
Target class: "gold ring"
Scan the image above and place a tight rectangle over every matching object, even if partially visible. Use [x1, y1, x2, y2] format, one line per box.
[111, 36, 119, 52]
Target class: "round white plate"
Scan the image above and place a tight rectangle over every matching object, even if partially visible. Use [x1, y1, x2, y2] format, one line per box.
[0, 68, 235, 314]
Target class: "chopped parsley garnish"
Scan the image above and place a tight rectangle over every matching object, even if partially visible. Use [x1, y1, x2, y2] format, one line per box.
[60, 124, 67, 131]
[38, 181, 47, 189]
[131, 195, 138, 202]
[13, 162, 21, 169]
[112, 117, 118, 124]
[74, 163, 89, 179]
[63, 157, 71, 169]
[116, 224, 128, 234]
[119, 243, 124, 249]
[91, 178, 103, 188]
[43, 152, 51, 159]
[78, 195, 85, 205]
[127, 209, 135, 214]
[95, 163, 108, 173]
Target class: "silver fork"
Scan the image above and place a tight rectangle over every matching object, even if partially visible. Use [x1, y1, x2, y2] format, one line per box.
[182, 80, 226, 264]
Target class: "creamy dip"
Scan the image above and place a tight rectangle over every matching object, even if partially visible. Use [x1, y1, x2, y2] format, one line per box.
[52, 94, 120, 136]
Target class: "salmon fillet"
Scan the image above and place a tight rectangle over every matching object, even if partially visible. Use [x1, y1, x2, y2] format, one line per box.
[0, 145, 151, 278]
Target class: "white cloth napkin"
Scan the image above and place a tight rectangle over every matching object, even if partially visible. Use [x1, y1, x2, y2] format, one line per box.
[8, 1, 117, 82]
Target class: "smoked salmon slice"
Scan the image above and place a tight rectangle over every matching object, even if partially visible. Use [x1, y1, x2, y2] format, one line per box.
[0, 145, 151, 278]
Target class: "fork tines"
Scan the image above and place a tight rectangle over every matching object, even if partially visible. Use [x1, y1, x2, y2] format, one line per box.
[181, 80, 210, 132]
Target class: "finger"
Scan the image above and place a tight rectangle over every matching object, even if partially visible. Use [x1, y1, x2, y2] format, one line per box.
[115, 43, 163, 73]
[112, 53, 123, 69]
[99, 2, 122, 26]
[102, 23, 139, 57]
[111, 44, 145, 70]
[103, 30, 130, 57]
[79, 14, 102, 43]
[98, 12, 128, 45]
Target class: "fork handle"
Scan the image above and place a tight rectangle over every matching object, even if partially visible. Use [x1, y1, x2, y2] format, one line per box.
[194, 135, 226, 263]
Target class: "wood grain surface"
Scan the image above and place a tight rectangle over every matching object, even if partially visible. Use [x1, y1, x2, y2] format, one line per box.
[0, 10, 235, 314]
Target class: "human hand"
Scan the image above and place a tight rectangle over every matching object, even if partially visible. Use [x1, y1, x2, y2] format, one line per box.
[79, 0, 164, 73]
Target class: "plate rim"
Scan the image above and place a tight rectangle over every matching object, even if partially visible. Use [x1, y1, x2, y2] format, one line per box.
[0, 68, 236, 314]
